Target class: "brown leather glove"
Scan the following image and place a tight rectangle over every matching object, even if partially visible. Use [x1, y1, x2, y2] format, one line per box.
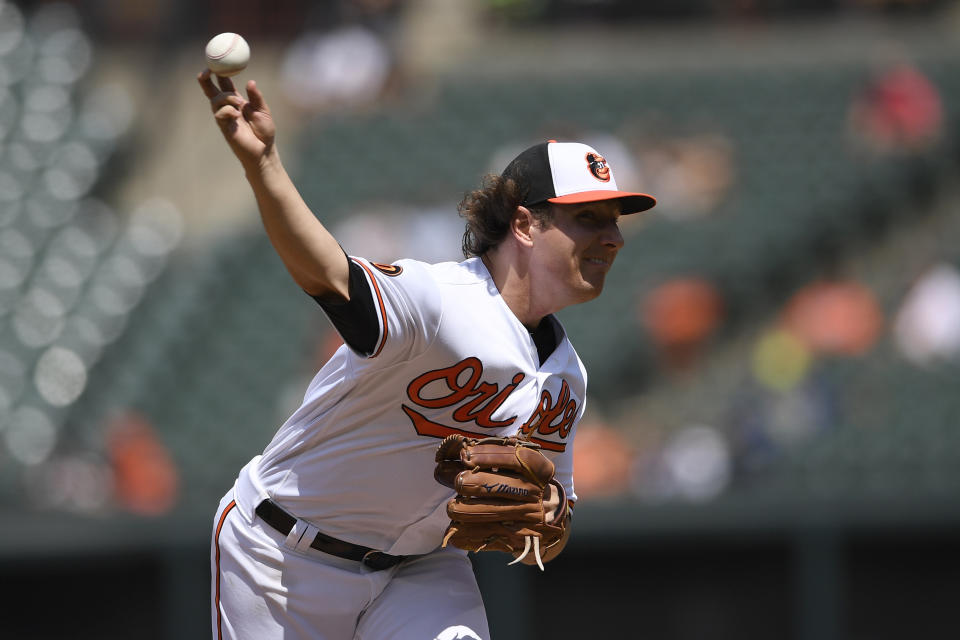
[434, 434, 569, 570]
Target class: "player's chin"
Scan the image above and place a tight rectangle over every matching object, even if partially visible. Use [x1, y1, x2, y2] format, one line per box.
[575, 275, 606, 301]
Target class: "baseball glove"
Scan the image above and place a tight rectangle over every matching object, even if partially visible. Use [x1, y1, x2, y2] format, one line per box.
[434, 434, 569, 570]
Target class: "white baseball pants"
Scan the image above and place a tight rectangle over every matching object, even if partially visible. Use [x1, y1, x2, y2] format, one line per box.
[210, 490, 489, 640]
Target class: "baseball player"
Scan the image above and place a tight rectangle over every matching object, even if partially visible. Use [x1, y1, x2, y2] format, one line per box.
[198, 68, 655, 640]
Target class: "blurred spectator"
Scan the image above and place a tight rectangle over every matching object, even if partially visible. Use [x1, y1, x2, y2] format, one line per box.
[847, 61, 943, 155]
[752, 328, 812, 392]
[106, 411, 179, 516]
[632, 423, 732, 502]
[660, 424, 731, 502]
[729, 356, 839, 478]
[571, 418, 634, 499]
[278, 0, 407, 112]
[279, 25, 394, 112]
[781, 278, 884, 357]
[639, 276, 724, 371]
[893, 262, 960, 367]
[26, 454, 114, 513]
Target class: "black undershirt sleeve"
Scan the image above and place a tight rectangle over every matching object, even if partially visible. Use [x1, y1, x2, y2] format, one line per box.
[311, 258, 380, 356]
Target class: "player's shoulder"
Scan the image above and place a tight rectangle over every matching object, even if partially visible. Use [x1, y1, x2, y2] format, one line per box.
[420, 256, 490, 286]
[351, 256, 486, 284]
[350, 255, 489, 312]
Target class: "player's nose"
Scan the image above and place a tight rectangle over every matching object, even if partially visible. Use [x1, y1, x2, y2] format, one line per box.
[600, 221, 624, 249]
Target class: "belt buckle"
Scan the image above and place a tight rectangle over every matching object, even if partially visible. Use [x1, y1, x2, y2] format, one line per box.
[361, 550, 399, 571]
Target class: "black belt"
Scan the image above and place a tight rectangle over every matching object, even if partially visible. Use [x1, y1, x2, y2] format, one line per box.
[255, 499, 406, 571]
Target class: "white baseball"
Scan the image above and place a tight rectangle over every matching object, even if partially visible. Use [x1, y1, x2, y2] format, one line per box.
[205, 33, 250, 77]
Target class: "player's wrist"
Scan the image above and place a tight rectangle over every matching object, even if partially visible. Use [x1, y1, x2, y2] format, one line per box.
[243, 144, 281, 179]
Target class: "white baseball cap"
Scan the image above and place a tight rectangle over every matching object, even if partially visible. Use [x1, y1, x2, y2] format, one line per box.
[501, 140, 656, 214]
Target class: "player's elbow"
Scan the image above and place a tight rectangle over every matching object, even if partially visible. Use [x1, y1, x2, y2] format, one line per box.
[290, 264, 351, 302]
[301, 278, 350, 302]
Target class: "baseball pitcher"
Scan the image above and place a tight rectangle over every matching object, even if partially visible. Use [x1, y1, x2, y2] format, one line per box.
[198, 67, 656, 640]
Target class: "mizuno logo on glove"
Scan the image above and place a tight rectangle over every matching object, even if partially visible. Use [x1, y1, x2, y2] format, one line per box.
[482, 483, 530, 497]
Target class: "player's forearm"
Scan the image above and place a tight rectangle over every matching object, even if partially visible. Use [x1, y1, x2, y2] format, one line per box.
[245, 147, 349, 299]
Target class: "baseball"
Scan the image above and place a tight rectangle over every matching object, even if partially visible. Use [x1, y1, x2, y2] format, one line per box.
[205, 32, 250, 77]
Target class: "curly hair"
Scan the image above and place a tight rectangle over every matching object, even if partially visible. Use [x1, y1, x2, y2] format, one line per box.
[458, 174, 552, 258]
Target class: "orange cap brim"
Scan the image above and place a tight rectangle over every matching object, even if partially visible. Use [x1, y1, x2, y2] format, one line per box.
[548, 190, 657, 214]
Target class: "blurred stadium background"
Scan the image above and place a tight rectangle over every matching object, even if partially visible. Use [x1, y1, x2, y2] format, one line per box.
[2, 0, 960, 637]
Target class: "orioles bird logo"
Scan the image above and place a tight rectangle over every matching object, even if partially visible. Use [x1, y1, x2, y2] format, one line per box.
[586, 152, 611, 182]
[372, 262, 402, 276]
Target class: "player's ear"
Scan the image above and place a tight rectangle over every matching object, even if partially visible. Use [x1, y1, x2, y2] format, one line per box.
[510, 206, 535, 248]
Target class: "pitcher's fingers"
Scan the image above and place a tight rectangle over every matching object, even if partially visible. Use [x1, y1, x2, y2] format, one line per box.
[197, 69, 220, 99]
[216, 74, 237, 94]
[245, 80, 269, 112]
[210, 93, 244, 114]
[214, 103, 241, 123]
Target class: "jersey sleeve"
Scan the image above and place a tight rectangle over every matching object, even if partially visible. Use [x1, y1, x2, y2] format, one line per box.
[316, 256, 442, 362]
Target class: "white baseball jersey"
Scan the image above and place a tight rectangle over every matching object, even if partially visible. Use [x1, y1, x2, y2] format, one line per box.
[253, 255, 586, 556]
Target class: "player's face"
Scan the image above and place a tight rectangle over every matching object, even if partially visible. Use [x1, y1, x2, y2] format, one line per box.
[530, 200, 625, 305]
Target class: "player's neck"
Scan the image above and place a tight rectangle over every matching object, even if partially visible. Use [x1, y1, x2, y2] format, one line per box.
[481, 252, 551, 329]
